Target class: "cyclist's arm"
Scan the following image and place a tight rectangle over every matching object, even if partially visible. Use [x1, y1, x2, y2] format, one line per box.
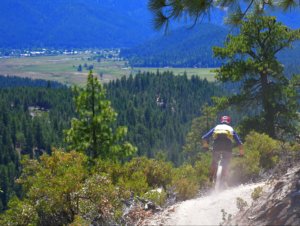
[202, 128, 215, 149]
[201, 128, 215, 140]
[233, 131, 244, 155]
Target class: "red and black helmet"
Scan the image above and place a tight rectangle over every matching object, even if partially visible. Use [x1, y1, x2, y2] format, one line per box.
[220, 115, 231, 124]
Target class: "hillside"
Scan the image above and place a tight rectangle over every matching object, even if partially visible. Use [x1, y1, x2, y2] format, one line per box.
[121, 23, 228, 68]
[1, 1, 299, 49]
[122, 23, 300, 74]
[0, 74, 222, 210]
[0, 0, 154, 48]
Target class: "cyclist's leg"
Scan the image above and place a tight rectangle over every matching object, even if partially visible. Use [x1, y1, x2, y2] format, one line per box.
[210, 150, 221, 182]
[220, 151, 232, 184]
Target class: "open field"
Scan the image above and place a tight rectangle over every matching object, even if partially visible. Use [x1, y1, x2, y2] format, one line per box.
[0, 54, 217, 85]
[132, 67, 216, 81]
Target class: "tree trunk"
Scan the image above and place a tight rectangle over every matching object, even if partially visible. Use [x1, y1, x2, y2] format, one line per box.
[261, 73, 276, 138]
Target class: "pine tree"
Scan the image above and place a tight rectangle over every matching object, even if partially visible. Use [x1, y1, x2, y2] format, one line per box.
[148, 0, 299, 30]
[213, 15, 300, 138]
[65, 71, 136, 161]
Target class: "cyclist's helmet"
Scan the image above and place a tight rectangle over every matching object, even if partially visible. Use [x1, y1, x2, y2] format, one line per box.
[220, 115, 231, 124]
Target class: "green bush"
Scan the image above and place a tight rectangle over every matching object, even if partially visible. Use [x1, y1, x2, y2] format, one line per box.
[251, 186, 263, 201]
[194, 153, 211, 188]
[244, 131, 280, 169]
[142, 189, 167, 207]
[236, 197, 248, 211]
[78, 173, 125, 223]
[229, 148, 261, 183]
[0, 197, 38, 226]
[229, 131, 280, 183]
[118, 171, 150, 196]
[172, 164, 199, 201]
[122, 157, 173, 189]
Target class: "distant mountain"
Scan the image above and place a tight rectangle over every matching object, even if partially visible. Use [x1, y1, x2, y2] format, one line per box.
[121, 21, 300, 71]
[0, 0, 154, 48]
[121, 23, 228, 68]
[0, 0, 299, 49]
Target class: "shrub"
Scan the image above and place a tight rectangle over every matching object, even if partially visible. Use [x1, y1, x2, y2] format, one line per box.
[118, 171, 149, 196]
[229, 131, 280, 183]
[172, 164, 199, 200]
[244, 131, 280, 169]
[142, 188, 167, 207]
[236, 197, 248, 211]
[70, 215, 90, 226]
[194, 153, 211, 187]
[229, 148, 261, 183]
[251, 186, 263, 201]
[78, 173, 125, 223]
[0, 197, 38, 226]
[122, 157, 173, 189]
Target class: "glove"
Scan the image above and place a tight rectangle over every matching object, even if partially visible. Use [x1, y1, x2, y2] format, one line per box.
[202, 140, 209, 151]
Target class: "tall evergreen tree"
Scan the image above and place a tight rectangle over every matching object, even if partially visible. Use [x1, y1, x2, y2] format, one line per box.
[213, 15, 300, 138]
[183, 104, 217, 164]
[65, 71, 136, 161]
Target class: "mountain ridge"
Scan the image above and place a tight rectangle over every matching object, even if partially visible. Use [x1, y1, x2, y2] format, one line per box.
[1, 0, 299, 49]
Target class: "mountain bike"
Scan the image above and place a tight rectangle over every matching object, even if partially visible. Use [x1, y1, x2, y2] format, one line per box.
[212, 151, 243, 191]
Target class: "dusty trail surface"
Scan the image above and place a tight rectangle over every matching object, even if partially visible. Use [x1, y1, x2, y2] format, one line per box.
[145, 183, 264, 225]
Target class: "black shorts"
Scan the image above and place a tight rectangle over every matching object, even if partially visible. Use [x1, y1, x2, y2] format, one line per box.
[212, 150, 232, 169]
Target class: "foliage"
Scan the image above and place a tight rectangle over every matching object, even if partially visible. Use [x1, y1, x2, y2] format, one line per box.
[69, 215, 90, 226]
[107, 72, 222, 164]
[1, 150, 127, 225]
[94, 157, 174, 196]
[213, 15, 300, 138]
[0, 73, 220, 211]
[77, 174, 125, 223]
[0, 75, 64, 88]
[229, 131, 280, 183]
[148, 0, 300, 30]
[236, 197, 248, 211]
[245, 132, 280, 169]
[142, 189, 167, 207]
[65, 71, 136, 161]
[121, 23, 227, 67]
[0, 196, 38, 226]
[17, 150, 87, 225]
[221, 208, 232, 223]
[194, 153, 211, 188]
[172, 164, 199, 201]
[183, 104, 217, 164]
[0, 147, 210, 224]
[94, 156, 203, 202]
[0, 77, 75, 211]
[251, 186, 263, 201]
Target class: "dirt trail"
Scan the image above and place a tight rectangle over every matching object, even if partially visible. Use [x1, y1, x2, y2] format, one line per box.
[145, 182, 264, 225]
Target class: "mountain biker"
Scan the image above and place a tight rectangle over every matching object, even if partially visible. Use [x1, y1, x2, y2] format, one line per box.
[202, 116, 244, 186]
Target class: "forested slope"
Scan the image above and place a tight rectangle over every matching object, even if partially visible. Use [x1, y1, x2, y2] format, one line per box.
[121, 24, 228, 67]
[107, 72, 223, 163]
[0, 77, 74, 210]
[122, 24, 300, 75]
[0, 73, 222, 210]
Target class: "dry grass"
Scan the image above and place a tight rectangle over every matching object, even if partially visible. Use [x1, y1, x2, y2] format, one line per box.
[0, 54, 217, 85]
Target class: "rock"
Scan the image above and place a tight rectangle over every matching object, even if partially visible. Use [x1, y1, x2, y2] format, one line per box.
[225, 166, 300, 226]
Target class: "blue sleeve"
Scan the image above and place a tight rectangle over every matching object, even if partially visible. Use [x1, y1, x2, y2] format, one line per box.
[202, 128, 215, 140]
[233, 131, 243, 145]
